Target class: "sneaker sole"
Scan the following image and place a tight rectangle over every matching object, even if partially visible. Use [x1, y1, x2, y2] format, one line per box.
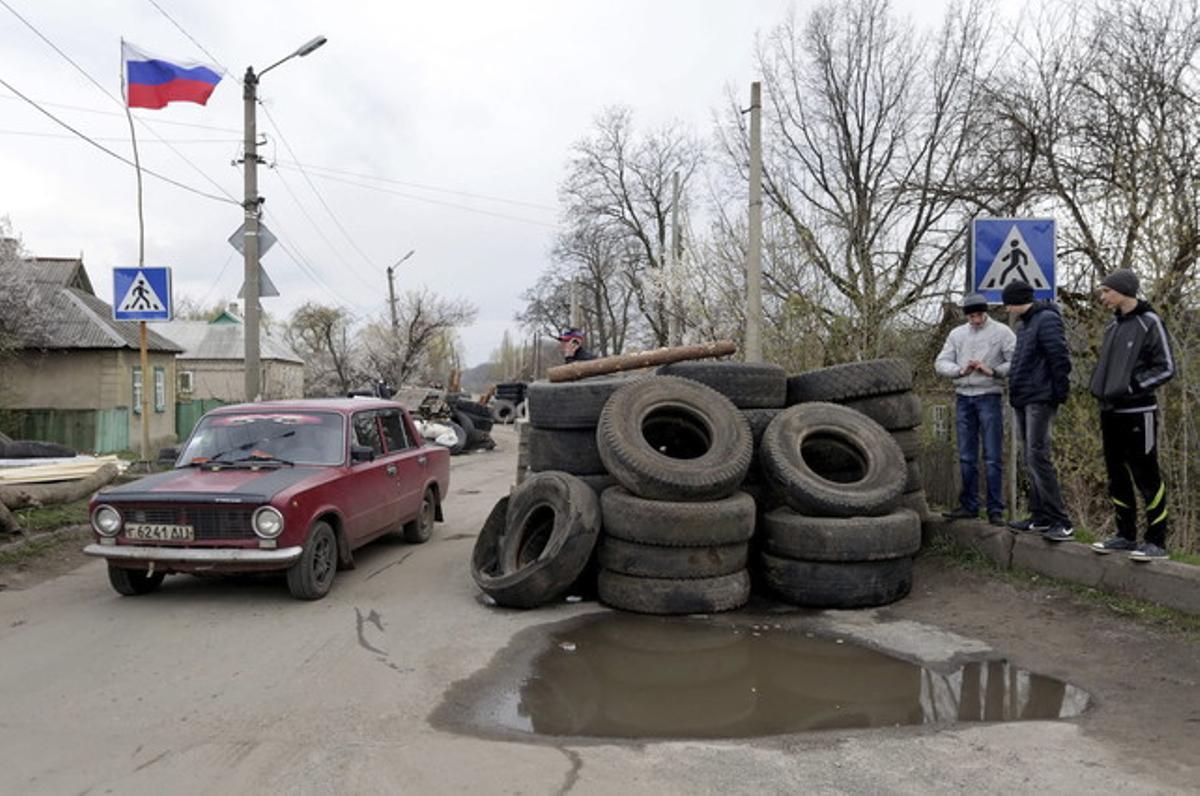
[1129, 555, 1164, 563]
[1091, 546, 1115, 555]
[1043, 535, 1073, 543]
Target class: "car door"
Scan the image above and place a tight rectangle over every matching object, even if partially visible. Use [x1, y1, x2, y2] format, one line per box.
[379, 408, 423, 524]
[346, 410, 395, 542]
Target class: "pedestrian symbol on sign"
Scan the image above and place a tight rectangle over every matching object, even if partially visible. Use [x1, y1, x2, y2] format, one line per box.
[118, 271, 165, 313]
[977, 225, 1050, 291]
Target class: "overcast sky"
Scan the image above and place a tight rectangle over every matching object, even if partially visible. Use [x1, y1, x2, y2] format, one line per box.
[0, 0, 1004, 367]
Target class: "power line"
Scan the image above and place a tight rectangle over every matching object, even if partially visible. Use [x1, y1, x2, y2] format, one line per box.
[0, 92, 242, 133]
[0, 128, 240, 144]
[0, 75, 237, 204]
[262, 209, 372, 317]
[1, 0, 239, 204]
[260, 103, 383, 284]
[275, 159, 558, 212]
[144, 0, 234, 79]
[273, 164, 559, 229]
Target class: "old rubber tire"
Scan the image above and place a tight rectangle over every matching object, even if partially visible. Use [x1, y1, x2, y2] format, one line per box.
[491, 399, 516, 424]
[0, 440, 76, 458]
[600, 487, 755, 546]
[107, 563, 165, 596]
[597, 376, 752, 501]
[761, 508, 921, 562]
[471, 476, 602, 609]
[597, 569, 751, 615]
[527, 376, 641, 429]
[786, 359, 913, 405]
[904, 459, 922, 493]
[760, 553, 913, 608]
[598, 536, 749, 579]
[657, 361, 786, 408]
[528, 427, 606, 475]
[743, 408, 780, 482]
[760, 403, 906, 517]
[892, 429, 920, 458]
[578, 474, 619, 494]
[446, 421, 467, 455]
[842, 392, 923, 431]
[897, 489, 930, 520]
[403, 486, 437, 543]
[287, 521, 338, 600]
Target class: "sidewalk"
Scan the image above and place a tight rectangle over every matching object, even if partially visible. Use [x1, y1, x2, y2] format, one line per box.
[926, 517, 1200, 616]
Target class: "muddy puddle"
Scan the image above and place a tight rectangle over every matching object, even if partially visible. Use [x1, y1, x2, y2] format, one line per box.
[434, 613, 1090, 740]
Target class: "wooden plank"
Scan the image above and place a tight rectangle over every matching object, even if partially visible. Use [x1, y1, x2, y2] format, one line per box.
[547, 340, 738, 383]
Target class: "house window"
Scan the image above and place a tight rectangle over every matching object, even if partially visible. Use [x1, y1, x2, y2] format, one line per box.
[132, 367, 142, 414]
[178, 370, 194, 393]
[154, 367, 166, 412]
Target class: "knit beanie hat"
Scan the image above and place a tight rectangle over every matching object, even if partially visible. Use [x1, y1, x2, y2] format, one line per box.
[1101, 269, 1139, 298]
[1001, 280, 1035, 306]
[960, 293, 988, 314]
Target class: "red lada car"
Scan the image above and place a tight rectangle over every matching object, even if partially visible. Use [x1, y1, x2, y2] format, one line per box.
[85, 398, 450, 600]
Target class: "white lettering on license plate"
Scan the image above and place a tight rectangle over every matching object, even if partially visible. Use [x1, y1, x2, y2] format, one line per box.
[126, 524, 195, 541]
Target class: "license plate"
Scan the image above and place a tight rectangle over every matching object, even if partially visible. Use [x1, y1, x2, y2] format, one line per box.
[126, 523, 194, 541]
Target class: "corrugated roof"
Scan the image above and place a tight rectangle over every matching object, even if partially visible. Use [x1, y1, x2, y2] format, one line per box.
[156, 319, 302, 363]
[2, 262, 180, 352]
[26, 257, 94, 293]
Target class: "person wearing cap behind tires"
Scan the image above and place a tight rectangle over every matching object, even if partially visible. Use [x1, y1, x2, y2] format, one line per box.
[1002, 280, 1075, 543]
[1088, 269, 1176, 562]
[556, 327, 596, 364]
[935, 293, 1017, 526]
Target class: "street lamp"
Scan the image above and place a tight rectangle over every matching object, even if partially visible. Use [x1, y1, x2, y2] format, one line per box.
[241, 35, 327, 403]
[387, 249, 416, 333]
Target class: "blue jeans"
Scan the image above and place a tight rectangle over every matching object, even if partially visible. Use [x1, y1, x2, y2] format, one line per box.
[956, 393, 1005, 515]
[1014, 402, 1070, 526]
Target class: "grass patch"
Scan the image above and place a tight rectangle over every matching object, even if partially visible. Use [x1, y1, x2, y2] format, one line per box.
[0, 526, 89, 566]
[924, 536, 1200, 638]
[12, 499, 90, 533]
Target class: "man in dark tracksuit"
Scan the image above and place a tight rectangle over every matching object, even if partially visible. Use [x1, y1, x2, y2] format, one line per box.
[1088, 269, 1176, 561]
[1002, 281, 1075, 541]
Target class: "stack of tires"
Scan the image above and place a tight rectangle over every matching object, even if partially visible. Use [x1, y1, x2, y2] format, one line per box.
[593, 376, 755, 615]
[755, 402, 920, 608]
[491, 382, 528, 424]
[523, 377, 633, 494]
[785, 359, 928, 519]
[446, 397, 496, 454]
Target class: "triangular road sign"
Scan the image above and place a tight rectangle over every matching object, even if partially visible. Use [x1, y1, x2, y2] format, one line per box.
[237, 265, 280, 299]
[978, 225, 1051, 290]
[117, 270, 167, 313]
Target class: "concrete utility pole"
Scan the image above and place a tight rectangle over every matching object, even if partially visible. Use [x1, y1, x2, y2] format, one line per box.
[241, 35, 326, 403]
[745, 81, 764, 363]
[668, 170, 682, 346]
[387, 249, 415, 335]
[570, 278, 581, 329]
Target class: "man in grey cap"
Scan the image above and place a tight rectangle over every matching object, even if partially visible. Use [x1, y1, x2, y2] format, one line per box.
[935, 293, 1016, 525]
[1089, 269, 1175, 561]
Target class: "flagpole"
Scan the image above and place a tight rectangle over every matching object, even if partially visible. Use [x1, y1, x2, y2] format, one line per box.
[121, 38, 151, 465]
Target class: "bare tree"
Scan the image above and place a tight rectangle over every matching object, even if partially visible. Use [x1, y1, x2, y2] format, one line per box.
[560, 107, 704, 346]
[285, 303, 359, 397]
[359, 288, 476, 387]
[717, 0, 1002, 358]
[0, 219, 49, 364]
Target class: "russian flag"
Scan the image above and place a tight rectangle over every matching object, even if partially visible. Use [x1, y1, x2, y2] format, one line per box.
[122, 41, 223, 110]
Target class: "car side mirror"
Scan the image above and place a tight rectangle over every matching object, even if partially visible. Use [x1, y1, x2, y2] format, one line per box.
[350, 444, 375, 463]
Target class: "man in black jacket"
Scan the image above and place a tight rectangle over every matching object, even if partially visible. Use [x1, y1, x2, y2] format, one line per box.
[1002, 280, 1075, 541]
[1088, 269, 1176, 561]
[556, 328, 597, 364]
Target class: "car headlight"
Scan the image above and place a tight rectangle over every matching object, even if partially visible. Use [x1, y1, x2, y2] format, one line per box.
[252, 506, 285, 539]
[92, 504, 123, 536]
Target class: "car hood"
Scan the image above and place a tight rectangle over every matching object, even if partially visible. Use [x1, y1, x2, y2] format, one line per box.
[96, 466, 328, 505]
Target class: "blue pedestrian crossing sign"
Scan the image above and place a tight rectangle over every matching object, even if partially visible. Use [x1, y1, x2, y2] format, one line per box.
[971, 218, 1056, 304]
[112, 267, 172, 321]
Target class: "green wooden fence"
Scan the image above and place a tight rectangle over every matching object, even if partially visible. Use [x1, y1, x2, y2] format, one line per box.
[175, 399, 227, 440]
[0, 407, 130, 454]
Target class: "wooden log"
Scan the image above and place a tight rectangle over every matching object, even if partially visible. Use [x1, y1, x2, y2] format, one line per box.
[547, 340, 738, 383]
[0, 463, 120, 511]
[0, 499, 19, 534]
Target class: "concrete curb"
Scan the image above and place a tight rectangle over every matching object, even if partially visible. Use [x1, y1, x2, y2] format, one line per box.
[925, 517, 1200, 616]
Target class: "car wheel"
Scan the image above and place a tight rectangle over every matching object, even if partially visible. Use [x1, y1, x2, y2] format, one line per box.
[287, 521, 337, 600]
[404, 487, 437, 544]
[107, 563, 165, 596]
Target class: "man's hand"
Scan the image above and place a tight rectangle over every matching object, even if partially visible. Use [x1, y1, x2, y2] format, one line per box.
[966, 359, 994, 377]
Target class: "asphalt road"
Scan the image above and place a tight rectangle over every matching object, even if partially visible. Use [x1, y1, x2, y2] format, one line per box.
[0, 425, 1196, 794]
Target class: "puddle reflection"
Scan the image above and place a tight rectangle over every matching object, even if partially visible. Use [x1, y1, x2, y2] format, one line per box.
[503, 614, 1089, 739]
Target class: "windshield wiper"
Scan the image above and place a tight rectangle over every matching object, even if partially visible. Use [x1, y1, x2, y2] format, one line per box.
[228, 452, 294, 466]
[208, 430, 296, 463]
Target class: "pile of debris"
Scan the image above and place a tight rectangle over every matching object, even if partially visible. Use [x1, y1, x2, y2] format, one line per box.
[474, 356, 927, 615]
[488, 382, 527, 424]
[0, 440, 125, 534]
[391, 387, 496, 455]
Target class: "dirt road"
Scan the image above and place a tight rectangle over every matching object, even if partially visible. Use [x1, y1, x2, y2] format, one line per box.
[0, 425, 1197, 794]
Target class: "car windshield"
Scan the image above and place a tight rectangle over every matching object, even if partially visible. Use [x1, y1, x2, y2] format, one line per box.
[179, 411, 346, 466]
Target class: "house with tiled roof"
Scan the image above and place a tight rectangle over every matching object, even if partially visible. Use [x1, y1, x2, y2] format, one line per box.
[0, 253, 181, 452]
[157, 306, 303, 437]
